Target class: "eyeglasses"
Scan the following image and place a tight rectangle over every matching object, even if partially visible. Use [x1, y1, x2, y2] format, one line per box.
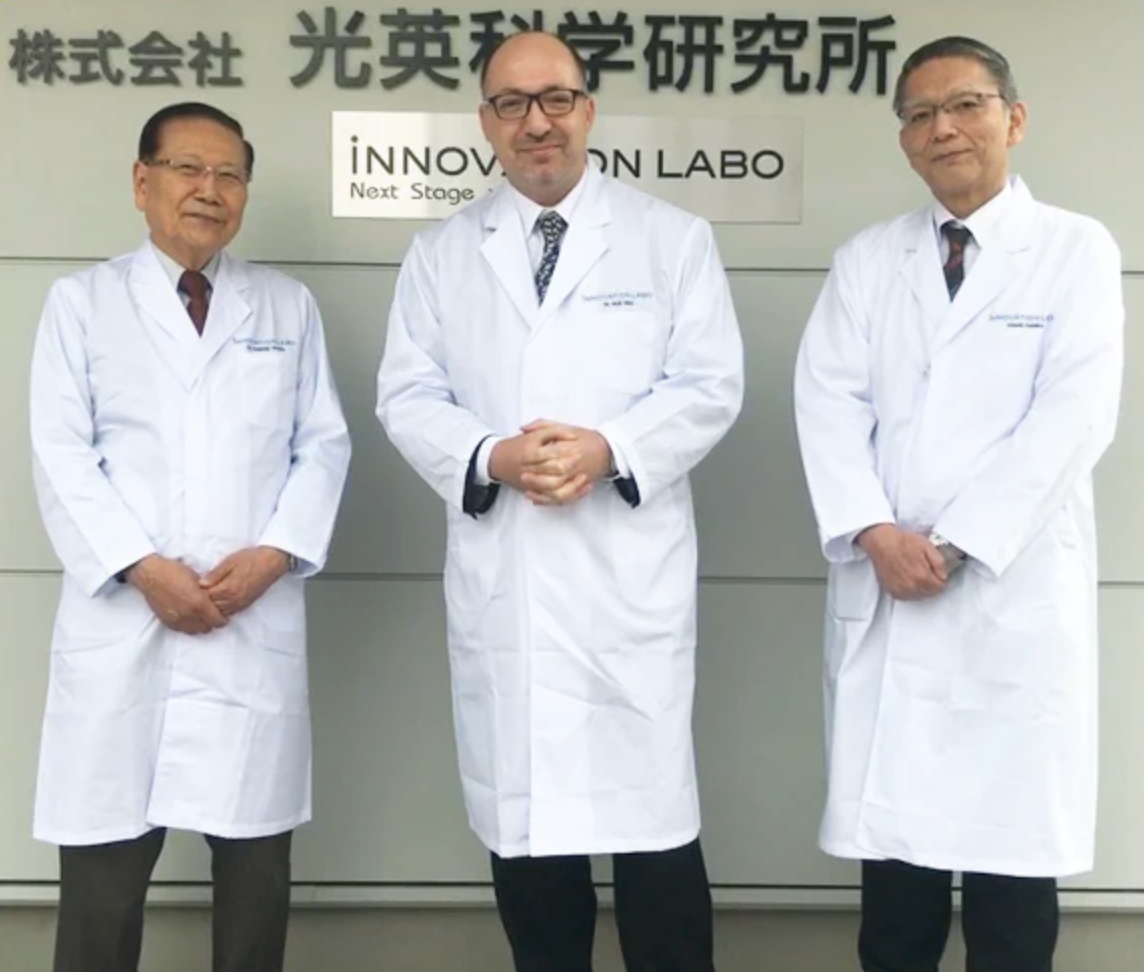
[484, 88, 587, 121]
[144, 157, 250, 188]
[897, 91, 1006, 130]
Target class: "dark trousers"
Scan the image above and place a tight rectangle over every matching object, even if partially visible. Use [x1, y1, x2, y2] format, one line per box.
[54, 827, 293, 972]
[491, 838, 716, 972]
[859, 859, 1059, 972]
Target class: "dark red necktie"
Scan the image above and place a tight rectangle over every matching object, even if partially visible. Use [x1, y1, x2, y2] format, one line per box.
[178, 269, 211, 335]
[941, 221, 973, 299]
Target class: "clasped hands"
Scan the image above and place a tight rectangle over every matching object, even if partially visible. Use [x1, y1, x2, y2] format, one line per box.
[125, 546, 291, 635]
[490, 419, 614, 507]
[856, 524, 964, 601]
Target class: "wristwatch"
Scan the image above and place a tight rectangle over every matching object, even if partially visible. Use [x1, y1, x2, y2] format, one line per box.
[928, 532, 967, 572]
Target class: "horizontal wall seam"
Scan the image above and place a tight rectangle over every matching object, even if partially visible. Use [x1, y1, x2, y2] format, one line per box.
[1, 257, 1143, 278]
[2, 569, 1144, 589]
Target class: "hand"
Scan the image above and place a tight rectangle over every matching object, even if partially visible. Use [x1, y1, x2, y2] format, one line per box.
[199, 547, 291, 618]
[518, 420, 615, 505]
[856, 524, 948, 601]
[490, 420, 613, 507]
[126, 554, 229, 635]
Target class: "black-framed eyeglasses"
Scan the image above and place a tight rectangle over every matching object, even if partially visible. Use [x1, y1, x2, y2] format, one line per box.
[484, 88, 587, 121]
[144, 157, 251, 188]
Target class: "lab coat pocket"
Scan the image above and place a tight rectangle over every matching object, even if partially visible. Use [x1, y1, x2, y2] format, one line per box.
[824, 560, 878, 683]
[249, 578, 309, 714]
[609, 488, 695, 629]
[827, 560, 879, 622]
[55, 584, 154, 651]
[251, 576, 307, 657]
[584, 312, 662, 396]
[443, 507, 503, 646]
[238, 352, 295, 431]
[51, 605, 158, 715]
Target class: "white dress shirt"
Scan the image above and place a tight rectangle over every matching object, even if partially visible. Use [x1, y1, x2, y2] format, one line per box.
[151, 243, 220, 306]
[932, 178, 1014, 278]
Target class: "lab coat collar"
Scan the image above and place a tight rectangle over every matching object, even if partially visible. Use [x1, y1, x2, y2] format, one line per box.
[127, 240, 252, 387]
[480, 163, 612, 330]
[900, 176, 1037, 354]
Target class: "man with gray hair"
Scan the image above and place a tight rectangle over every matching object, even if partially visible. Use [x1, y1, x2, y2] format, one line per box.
[30, 102, 351, 972]
[795, 36, 1123, 972]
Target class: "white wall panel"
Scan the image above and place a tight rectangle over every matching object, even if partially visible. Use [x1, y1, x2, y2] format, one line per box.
[2, 0, 1142, 905]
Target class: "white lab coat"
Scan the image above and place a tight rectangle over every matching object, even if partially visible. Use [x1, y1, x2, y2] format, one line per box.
[377, 166, 743, 858]
[794, 178, 1123, 877]
[30, 240, 351, 845]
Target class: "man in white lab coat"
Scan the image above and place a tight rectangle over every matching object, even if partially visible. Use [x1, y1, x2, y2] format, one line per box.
[794, 36, 1123, 972]
[29, 103, 351, 972]
[376, 31, 742, 972]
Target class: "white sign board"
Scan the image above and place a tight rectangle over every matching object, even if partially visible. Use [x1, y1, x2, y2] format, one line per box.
[332, 111, 802, 223]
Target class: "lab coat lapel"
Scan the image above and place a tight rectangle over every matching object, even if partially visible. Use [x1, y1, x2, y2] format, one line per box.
[898, 211, 951, 337]
[126, 242, 200, 390]
[930, 181, 1037, 355]
[193, 251, 252, 379]
[536, 166, 610, 326]
[480, 187, 540, 330]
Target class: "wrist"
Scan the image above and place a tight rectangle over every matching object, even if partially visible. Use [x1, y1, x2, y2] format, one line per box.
[594, 431, 617, 480]
[124, 554, 158, 587]
[855, 523, 894, 553]
[488, 440, 509, 484]
[264, 547, 294, 577]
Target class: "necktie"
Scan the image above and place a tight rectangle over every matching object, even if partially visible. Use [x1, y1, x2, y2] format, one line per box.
[178, 269, 211, 335]
[941, 221, 973, 300]
[534, 210, 567, 305]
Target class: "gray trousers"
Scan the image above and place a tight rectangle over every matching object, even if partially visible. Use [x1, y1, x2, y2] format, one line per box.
[53, 827, 292, 972]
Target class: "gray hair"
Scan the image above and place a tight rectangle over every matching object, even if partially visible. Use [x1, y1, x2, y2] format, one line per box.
[893, 36, 1019, 116]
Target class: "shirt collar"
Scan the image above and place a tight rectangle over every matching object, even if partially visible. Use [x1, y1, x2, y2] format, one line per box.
[509, 163, 590, 240]
[150, 239, 221, 291]
[932, 176, 1015, 251]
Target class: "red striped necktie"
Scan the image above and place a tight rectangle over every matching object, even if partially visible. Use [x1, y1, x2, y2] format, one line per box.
[178, 269, 211, 334]
[941, 221, 973, 299]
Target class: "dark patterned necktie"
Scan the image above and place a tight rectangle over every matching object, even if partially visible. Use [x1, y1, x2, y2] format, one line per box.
[534, 210, 567, 304]
[178, 269, 211, 334]
[941, 221, 973, 300]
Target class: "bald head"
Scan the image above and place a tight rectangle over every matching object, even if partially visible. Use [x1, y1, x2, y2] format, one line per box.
[477, 30, 595, 207]
[480, 31, 587, 98]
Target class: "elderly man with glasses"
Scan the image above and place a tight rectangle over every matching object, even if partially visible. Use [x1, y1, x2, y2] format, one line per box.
[377, 29, 743, 972]
[29, 101, 350, 972]
[795, 36, 1124, 972]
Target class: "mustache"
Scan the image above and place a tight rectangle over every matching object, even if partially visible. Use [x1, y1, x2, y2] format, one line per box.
[514, 135, 566, 151]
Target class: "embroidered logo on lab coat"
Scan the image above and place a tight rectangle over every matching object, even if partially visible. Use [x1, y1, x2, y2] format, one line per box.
[989, 312, 1054, 329]
[581, 291, 654, 309]
[232, 337, 298, 352]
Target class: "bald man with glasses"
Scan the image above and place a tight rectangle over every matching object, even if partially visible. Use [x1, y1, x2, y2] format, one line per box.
[377, 30, 743, 972]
